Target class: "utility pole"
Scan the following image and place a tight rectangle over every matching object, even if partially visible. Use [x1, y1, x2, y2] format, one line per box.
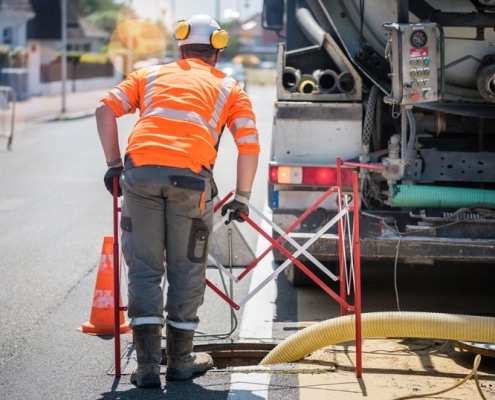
[170, 0, 179, 60]
[215, 0, 220, 21]
[127, 0, 133, 75]
[61, 0, 67, 114]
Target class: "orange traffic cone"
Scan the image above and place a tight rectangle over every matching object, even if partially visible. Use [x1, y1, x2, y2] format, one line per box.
[78, 236, 132, 335]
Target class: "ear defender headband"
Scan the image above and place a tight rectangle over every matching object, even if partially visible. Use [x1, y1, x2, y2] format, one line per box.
[174, 19, 229, 50]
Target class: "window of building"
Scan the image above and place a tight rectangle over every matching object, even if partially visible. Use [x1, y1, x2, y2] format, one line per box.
[3, 27, 12, 45]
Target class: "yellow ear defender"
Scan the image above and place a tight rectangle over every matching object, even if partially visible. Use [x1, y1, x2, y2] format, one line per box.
[210, 29, 229, 50]
[174, 20, 190, 40]
[174, 18, 229, 50]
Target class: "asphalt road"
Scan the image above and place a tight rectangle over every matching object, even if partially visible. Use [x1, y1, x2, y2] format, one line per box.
[1, 84, 495, 400]
[0, 85, 299, 400]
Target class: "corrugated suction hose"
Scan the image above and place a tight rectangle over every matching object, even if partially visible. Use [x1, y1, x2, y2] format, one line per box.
[260, 311, 495, 365]
[390, 185, 495, 208]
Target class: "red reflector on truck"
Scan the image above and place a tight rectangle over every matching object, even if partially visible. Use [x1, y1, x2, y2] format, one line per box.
[269, 165, 353, 186]
[303, 167, 335, 185]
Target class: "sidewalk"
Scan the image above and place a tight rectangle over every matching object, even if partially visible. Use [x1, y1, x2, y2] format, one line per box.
[13, 88, 111, 124]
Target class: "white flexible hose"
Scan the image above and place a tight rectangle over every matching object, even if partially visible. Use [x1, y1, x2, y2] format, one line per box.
[260, 311, 495, 365]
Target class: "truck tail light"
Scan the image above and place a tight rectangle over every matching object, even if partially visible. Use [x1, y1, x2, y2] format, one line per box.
[269, 165, 353, 186]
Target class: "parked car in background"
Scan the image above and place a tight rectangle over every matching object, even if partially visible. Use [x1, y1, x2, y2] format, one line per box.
[216, 61, 247, 91]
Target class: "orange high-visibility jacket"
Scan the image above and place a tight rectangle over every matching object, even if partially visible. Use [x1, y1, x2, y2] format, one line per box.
[100, 58, 260, 173]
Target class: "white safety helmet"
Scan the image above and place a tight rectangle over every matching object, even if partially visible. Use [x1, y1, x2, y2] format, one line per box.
[173, 14, 229, 50]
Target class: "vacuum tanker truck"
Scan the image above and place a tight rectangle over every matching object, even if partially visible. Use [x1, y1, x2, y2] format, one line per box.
[262, 0, 495, 285]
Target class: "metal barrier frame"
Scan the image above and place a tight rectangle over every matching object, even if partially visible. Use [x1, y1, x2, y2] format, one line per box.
[200, 158, 365, 376]
[110, 157, 366, 377]
[112, 179, 126, 377]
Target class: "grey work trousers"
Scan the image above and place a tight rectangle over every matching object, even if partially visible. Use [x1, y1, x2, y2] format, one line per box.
[120, 165, 213, 331]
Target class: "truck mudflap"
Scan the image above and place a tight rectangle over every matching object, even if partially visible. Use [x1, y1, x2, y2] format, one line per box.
[273, 209, 495, 264]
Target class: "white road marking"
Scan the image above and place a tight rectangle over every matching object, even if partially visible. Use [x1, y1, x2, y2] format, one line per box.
[228, 373, 271, 399]
[227, 209, 276, 399]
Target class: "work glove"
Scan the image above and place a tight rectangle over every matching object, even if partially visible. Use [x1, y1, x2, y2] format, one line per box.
[221, 189, 251, 224]
[221, 199, 249, 224]
[103, 166, 123, 197]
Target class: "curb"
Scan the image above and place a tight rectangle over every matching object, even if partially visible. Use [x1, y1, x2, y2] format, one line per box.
[28, 109, 96, 124]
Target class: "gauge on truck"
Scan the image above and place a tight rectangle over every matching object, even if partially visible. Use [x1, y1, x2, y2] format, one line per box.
[383, 22, 443, 106]
[410, 29, 427, 48]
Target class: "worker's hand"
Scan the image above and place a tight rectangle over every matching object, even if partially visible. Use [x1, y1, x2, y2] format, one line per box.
[103, 166, 123, 197]
[221, 199, 249, 224]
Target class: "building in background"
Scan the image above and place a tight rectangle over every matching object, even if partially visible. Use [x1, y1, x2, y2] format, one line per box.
[0, 0, 34, 48]
[27, 0, 108, 65]
[233, 12, 279, 63]
[26, 0, 114, 97]
[0, 0, 35, 100]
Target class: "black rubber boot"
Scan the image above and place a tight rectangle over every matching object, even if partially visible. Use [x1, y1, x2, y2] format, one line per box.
[165, 325, 213, 381]
[130, 324, 163, 388]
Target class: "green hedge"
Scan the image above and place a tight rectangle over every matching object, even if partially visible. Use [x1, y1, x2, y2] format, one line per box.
[0, 46, 28, 68]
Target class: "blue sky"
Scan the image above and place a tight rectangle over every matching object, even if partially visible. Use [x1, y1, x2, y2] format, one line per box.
[125, 0, 263, 26]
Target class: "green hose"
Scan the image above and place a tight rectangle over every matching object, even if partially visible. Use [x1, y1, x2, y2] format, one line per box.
[390, 185, 495, 208]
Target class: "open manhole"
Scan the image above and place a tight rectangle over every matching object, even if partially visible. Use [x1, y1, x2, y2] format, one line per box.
[162, 343, 277, 369]
[112, 342, 277, 375]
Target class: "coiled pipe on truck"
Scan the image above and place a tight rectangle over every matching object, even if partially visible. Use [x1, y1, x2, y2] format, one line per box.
[314, 69, 338, 93]
[298, 74, 317, 93]
[476, 62, 495, 102]
[337, 71, 356, 93]
[282, 66, 301, 92]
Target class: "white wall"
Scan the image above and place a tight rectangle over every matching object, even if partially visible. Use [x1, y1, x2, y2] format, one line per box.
[27, 40, 41, 95]
[38, 74, 122, 96]
[27, 40, 123, 96]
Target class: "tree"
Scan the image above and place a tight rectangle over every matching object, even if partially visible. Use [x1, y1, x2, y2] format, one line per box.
[219, 20, 242, 60]
[87, 9, 120, 33]
[70, 0, 122, 34]
[70, 0, 119, 16]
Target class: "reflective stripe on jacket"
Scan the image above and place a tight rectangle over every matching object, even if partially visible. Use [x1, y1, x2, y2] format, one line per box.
[100, 58, 260, 173]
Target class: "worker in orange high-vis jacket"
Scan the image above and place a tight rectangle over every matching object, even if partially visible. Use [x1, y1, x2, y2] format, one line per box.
[95, 14, 259, 388]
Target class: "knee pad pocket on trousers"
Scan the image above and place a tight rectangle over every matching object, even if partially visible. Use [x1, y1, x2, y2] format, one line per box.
[121, 216, 132, 232]
[187, 219, 210, 263]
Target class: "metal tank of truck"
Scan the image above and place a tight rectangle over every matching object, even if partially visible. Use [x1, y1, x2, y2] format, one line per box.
[262, 0, 495, 286]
